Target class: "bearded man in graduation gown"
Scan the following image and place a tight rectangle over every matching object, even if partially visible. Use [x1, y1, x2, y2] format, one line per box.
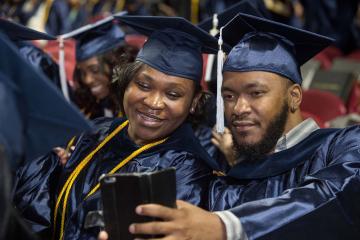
[125, 13, 360, 240]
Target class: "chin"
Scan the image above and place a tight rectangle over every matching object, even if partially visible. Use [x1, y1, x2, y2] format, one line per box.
[136, 128, 162, 140]
[235, 134, 262, 146]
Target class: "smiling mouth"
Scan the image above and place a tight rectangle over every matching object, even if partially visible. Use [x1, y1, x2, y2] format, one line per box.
[232, 121, 258, 131]
[90, 84, 104, 94]
[136, 110, 164, 126]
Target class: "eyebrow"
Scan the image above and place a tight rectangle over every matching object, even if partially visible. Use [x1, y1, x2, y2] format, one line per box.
[222, 82, 268, 92]
[243, 82, 267, 89]
[139, 72, 154, 81]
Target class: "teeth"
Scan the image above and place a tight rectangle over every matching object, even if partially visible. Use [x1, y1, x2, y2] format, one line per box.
[91, 85, 102, 92]
[140, 112, 161, 122]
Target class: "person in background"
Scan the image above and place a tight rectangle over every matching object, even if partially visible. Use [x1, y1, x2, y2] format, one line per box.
[45, 0, 88, 35]
[68, 16, 138, 119]
[0, 18, 65, 92]
[299, 0, 360, 54]
[13, 15, 219, 240]
[123, 13, 360, 240]
[0, 24, 91, 239]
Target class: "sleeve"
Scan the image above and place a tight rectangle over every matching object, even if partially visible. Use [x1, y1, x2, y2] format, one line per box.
[215, 211, 248, 240]
[169, 151, 213, 209]
[228, 126, 360, 240]
[12, 151, 62, 236]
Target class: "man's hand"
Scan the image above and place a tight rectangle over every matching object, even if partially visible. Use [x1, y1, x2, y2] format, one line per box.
[129, 200, 226, 240]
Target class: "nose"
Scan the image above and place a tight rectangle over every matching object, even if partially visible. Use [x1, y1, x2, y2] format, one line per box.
[82, 73, 95, 86]
[143, 92, 165, 110]
[233, 96, 251, 116]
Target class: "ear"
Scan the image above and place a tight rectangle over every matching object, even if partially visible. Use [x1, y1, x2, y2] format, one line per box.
[190, 92, 202, 114]
[288, 84, 302, 113]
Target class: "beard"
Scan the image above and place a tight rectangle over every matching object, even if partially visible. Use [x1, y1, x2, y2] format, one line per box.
[233, 100, 289, 163]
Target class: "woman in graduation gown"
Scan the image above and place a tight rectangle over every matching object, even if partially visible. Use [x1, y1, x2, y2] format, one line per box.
[69, 18, 138, 119]
[12, 16, 221, 240]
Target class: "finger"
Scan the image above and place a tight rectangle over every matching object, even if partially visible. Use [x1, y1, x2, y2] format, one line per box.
[136, 204, 176, 221]
[211, 131, 221, 140]
[53, 147, 65, 154]
[98, 230, 108, 240]
[224, 127, 231, 134]
[211, 138, 220, 147]
[136, 237, 173, 240]
[129, 221, 176, 235]
[175, 200, 188, 208]
[145, 236, 175, 240]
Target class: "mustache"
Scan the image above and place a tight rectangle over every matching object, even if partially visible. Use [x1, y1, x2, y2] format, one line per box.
[230, 115, 260, 126]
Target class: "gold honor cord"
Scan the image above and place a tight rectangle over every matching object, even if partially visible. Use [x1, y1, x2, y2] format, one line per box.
[53, 120, 129, 240]
[64, 136, 76, 154]
[53, 120, 167, 239]
[85, 137, 167, 199]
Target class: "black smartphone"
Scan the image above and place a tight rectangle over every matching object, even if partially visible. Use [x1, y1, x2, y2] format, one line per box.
[100, 168, 176, 240]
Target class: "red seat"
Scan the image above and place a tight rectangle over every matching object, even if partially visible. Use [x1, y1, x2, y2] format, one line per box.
[346, 49, 360, 62]
[301, 89, 347, 123]
[347, 82, 360, 113]
[314, 46, 343, 70]
[301, 111, 327, 128]
[42, 39, 76, 88]
[125, 34, 147, 50]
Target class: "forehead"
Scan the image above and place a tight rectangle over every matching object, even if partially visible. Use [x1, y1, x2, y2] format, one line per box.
[77, 56, 100, 68]
[137, 65, 196, 89]
[223, 71, 288, 89]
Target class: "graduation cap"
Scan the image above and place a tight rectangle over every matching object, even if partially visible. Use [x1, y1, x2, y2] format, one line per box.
[115, 14, 230, 83]
[61, 13, 126, 61]
[0, 32, 92, 168]
[197, 0, 262, 34]
[0, 18, 55, 41]
[222, 13, 334, 84]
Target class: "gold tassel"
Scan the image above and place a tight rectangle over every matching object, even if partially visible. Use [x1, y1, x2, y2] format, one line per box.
[43, 0, 53, 27]
[191, 0, 199, 24]
[116, 0, 126, 12]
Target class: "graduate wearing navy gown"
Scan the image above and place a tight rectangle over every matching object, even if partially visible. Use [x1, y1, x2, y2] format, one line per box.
[208, 13, 360, 240]
[0, 23, 91, 239]
[121, 13, 360, 240]
[13, 16, 222, 240]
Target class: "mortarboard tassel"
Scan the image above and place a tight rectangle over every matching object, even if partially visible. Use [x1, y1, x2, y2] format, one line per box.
[216, 27, 225, 133]
[58, 37, 70, 101]
[204, 14, 219, 82]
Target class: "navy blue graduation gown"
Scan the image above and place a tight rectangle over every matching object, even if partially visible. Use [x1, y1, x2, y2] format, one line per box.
[13, 117, 212, 239]
[300, 0, 360, 53]
[45, 0, 88, 36]
[210, 126, 360, 239]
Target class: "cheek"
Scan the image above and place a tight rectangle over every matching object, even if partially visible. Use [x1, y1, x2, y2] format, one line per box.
[98, 74, 110, 85]
[254, 97, 284, 125]
[165, 100, 191, 120]
[224, 102, 233, 119]
[123, 87, 139, 114]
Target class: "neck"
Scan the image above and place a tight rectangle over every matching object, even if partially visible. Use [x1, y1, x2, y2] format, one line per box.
[127, 125, 145, 146]
[283, 110, 304, 136]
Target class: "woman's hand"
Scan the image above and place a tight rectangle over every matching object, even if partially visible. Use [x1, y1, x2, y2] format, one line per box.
[212, 127, 238, 166]
[53, 147, 70, 166]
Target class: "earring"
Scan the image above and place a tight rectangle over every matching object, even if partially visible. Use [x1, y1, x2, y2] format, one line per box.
[190, 107, 195, 114]
[291, 105, 296, 112]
